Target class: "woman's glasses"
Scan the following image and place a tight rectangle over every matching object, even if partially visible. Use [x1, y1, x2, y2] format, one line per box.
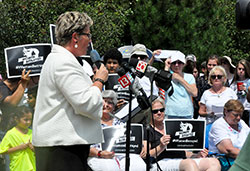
[152, 108, 165, 114]
[211, 75, 223, 79]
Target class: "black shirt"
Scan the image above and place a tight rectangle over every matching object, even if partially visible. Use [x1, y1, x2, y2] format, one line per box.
[0, 81, 15, 132]
[144, 125, 186, 163]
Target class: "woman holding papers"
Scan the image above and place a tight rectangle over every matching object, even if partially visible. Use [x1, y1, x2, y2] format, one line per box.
[88, 90, 146, 171]
[141, 97, 221, 171]
[209, 100, 250, 169]
[199, 66, 237, 125]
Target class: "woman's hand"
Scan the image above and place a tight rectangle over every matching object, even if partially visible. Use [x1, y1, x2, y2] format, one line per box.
[94, 64, 109, 82]
[100, 151, 115, 159]
[116, 99, 126, 109]
[197, 148, 208, 158]
[140, 148, 147, 159]
[160, 135, 171, 147]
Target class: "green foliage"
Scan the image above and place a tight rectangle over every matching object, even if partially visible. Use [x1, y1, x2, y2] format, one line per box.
[129, 0, 250, 65]
[77, 0, 132, 56]
[0, 0, 131, 75]
[0, 0, 250, 75]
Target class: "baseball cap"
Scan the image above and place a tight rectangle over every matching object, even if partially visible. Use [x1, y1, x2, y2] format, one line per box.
[170, 51, 186, 64]
[186, 54, 196, 62]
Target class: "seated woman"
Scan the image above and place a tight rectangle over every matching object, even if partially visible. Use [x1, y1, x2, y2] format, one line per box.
[87, 90, 146, 171]
[209, 99, 250, 158]
[141, 97, 221, 171]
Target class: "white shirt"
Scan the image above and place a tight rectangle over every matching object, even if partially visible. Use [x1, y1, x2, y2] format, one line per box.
[209, 117, 250, 154]
[199, 87, 237, 124]
[32, 45, 103, 146]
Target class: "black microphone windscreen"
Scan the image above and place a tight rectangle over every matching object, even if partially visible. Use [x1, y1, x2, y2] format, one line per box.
[129, 58, 139, 68]
[116, 67, 126, 77]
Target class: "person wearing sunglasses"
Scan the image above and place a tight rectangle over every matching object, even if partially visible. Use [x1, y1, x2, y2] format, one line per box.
[32, 11, 109, 170]
[209, 99, 250, 170]
[140, 97, 221, 171]
[199, 66, 237, 125]
[164, 51, 197, 119]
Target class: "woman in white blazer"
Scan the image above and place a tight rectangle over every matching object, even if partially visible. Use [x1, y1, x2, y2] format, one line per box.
[32, 11, 108, 171]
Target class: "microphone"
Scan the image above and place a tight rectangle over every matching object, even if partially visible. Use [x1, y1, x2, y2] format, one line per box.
[129, 58, 173, 95]
[117, 63, 150, 110]
[90, 49, 103, 69]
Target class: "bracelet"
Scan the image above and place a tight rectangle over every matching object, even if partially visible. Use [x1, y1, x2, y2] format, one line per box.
[97, 150, 102, 158]
[94, 78, 105, 85]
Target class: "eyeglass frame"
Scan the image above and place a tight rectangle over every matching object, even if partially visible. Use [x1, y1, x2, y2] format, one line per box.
[211, 75, 223, 80]
[78, 32, 92, 39]
[152, 108, 165, 114]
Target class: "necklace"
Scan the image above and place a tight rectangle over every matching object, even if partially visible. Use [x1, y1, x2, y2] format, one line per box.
[212, 87, 225, 98]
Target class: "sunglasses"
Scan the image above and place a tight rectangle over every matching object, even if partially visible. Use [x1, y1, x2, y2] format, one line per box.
[152, 108, 165, 114]
[211, 75, 223, 79]
[172, 61, 183, 65]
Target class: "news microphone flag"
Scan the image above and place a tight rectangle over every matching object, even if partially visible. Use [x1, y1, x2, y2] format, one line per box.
[136, 60, 148, 73]
[118, 72, 134, 88]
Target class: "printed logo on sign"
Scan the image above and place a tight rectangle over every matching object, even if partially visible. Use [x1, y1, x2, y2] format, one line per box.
[18, 48, 43, 65]
[136, 61, 147, 73]
[175, 122, 195, 139]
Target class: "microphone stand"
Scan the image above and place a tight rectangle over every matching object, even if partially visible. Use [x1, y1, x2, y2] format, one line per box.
[146, 73, 155, 171]
[125, 88, 133, 171]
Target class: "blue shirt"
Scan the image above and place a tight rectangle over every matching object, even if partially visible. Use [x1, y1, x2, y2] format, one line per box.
[165, 73, 195, 118]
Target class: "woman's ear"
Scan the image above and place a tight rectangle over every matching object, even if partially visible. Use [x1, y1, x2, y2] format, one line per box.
[72, 32, 79, 43]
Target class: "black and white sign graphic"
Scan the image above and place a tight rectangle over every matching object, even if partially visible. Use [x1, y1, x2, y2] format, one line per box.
[101, 124, 143, 154]
[4, 44, 51, 78]
[164, 119, 205, 150]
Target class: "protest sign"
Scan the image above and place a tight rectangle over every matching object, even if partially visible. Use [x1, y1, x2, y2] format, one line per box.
[164, 119, 205, 151]
[101, 124, 143, 154]
[4, 44, 51, 78]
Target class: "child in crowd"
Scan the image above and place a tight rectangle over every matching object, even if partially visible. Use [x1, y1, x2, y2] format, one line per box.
[0, 106, 35, 171]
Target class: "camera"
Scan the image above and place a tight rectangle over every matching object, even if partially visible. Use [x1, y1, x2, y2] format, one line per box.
[236, 0, 250, 29]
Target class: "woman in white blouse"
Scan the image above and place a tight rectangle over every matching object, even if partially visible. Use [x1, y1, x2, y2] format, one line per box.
[199, 66, 237, 124]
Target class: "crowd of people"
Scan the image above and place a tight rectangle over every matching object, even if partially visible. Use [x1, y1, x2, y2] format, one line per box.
[0, 11, 250, 171]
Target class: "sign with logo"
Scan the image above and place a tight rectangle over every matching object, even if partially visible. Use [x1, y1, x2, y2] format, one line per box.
[101, 124, 143, 154]
[164, 119, 205, 150]
[4, 44, 51, 78]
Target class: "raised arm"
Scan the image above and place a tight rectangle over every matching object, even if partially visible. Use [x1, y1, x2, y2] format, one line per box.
[4, 69, 31, 106]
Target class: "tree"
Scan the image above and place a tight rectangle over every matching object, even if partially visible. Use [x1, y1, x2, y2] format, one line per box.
[0, 0, 131, 75]
[129, 0, 250, 65]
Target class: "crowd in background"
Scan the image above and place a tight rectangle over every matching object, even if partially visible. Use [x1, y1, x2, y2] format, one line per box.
[0, 11, 250, 171]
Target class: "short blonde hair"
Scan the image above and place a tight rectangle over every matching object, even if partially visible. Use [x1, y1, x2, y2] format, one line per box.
[208, 66, 227, 85]
[55, 11, 93, 46]
[152, 97, 166, 109]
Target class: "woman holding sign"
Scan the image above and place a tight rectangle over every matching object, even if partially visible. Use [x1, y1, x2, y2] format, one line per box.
[141, 97, 221, 171]
[88, 90, 146, 171]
